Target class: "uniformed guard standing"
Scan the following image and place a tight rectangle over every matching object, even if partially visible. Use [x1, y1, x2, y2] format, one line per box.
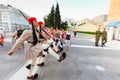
[95, 28, 101, 46]
[8, 17, 42, 79]
[101, 28, 107, 47]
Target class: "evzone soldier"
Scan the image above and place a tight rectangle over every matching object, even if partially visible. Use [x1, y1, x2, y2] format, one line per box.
[36, 21, 66, 67]
[8, 17, 42, 79]
[53, 29, 64, 53]
[26, 21, 66, 67]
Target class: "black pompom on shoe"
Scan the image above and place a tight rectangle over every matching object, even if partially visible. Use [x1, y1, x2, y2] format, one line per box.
[58, 52, 66, 62]
[37, 62, 44, 67]
[34, 73, 38, 79]
[26, 64, 31, 70]
[27, 73, 38, 79]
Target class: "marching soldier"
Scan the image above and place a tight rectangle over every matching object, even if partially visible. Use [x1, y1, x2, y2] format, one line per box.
[8, 17, 42, 79]
[36, 21, 66, 67]
[101, 28, 107, 47]
[95, 28, 101, 46]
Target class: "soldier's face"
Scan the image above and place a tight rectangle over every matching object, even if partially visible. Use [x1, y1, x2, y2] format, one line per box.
[33, 20, 38, 28]
[41, 24, 44, 29]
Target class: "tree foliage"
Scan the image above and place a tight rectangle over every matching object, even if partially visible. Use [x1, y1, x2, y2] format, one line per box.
[44, 3, 68, 30]
[55, 3, 61, 29]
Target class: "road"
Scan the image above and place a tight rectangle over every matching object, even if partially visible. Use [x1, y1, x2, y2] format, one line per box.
[0, 33, 120, 80]
[0, 40, 27, 80]
[38, 34, 120, 80]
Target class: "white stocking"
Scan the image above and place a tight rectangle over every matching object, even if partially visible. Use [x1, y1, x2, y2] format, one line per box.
[48, 47, 60, 60]
[28, 58, 36, 76]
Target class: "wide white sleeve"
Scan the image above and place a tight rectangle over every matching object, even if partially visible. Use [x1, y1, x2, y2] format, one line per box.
[11, 30, 31, 52]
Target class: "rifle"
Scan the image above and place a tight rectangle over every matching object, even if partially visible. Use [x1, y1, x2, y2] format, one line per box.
[17, 9, 29, 21]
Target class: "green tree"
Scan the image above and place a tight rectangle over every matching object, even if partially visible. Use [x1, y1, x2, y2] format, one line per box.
[44, 5, 55, 28]
[44, 3, 68, 30]
[55, 3, 61, 29]
[61, 21, 68, 30]
[71, 23, 74, 26]
[44, 14, 51, 27]
[49, 5, 55, 27]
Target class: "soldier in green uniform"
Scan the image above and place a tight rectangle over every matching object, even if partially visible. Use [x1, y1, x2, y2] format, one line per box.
[101, 28, 107, 47]
[95, 28, 101, 46]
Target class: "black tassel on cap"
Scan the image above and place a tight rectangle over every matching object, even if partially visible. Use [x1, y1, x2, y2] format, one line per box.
[31, 22, 38, 45]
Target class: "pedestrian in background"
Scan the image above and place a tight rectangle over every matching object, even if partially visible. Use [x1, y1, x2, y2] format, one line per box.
[16, 26, 24, 39]
[65, 30, 71, 52]
[0, 28, 4, 46]
[61, 30, 66, 44]
[11, 30, 16, 45]
[16, 26, 24, 48]
[95, 28, 101, 46]
[101, 28, 107, 47]
[0, 33, 4, 46]
[74, 31, 77, 37]
[0, 28, 5, 38]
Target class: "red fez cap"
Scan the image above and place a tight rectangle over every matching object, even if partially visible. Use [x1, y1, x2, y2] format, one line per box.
[38, 21, 43, 25]
[28, 17, 37, 23]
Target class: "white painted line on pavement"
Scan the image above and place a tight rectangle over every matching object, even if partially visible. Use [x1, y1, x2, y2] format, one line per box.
[4, 38, 12, 42]
[95, 65, 106, 71]
[70, 44, 120, 51]
[9, 58, 40, 80]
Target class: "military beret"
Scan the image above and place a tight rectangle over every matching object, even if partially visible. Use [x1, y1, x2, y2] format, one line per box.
[38, 21, 43, 25]
[28, 17, 37, 23]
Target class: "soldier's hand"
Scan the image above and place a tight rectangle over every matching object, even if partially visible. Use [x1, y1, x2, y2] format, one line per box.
[8, 50, 14, 56]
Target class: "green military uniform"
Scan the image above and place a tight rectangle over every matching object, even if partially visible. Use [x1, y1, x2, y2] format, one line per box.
[101, 30, 107, 47]
[95, 30, 101, 46]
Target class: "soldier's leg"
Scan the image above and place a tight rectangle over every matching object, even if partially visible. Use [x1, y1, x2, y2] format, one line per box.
[104, 38, 107, 44]
[29, 58, 36, 75]
[38, 43, 62, 66]
[53, 45, 59, 53]
[27, 58, 38, 79]
[49, 47, 60, 59]
[98, 37, 100, 45]
[37, 44, 49, 66]
[37, 52, 48, 66]
[37, 43, 54, 67]
[37, 56, 44, 66]
[48, 47, 66, 62]
[95, 38, 99, 46]
[103, 37, 107, 46]
[101, 38, 104, 47]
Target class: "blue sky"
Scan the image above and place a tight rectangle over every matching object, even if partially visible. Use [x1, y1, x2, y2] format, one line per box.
[0, 0, 110, 21]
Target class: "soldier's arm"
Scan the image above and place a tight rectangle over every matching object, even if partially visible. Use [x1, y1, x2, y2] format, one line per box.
[42, 29, 51, 38]
[10, 30, 31, 53]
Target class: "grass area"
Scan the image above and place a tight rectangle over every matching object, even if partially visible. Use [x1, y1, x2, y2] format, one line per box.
[77, 31, 95, 35]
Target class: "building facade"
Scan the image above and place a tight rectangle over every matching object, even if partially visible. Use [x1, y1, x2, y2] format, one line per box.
[108, 0, 120, 22]
[77, 15, 107, 32]
[91, 15, 108, 27]
[0, 4, 29, 31]
[106, 0, 120, 40]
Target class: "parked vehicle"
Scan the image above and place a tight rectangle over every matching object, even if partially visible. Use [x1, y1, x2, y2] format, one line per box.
[0, 34, 4, 46]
